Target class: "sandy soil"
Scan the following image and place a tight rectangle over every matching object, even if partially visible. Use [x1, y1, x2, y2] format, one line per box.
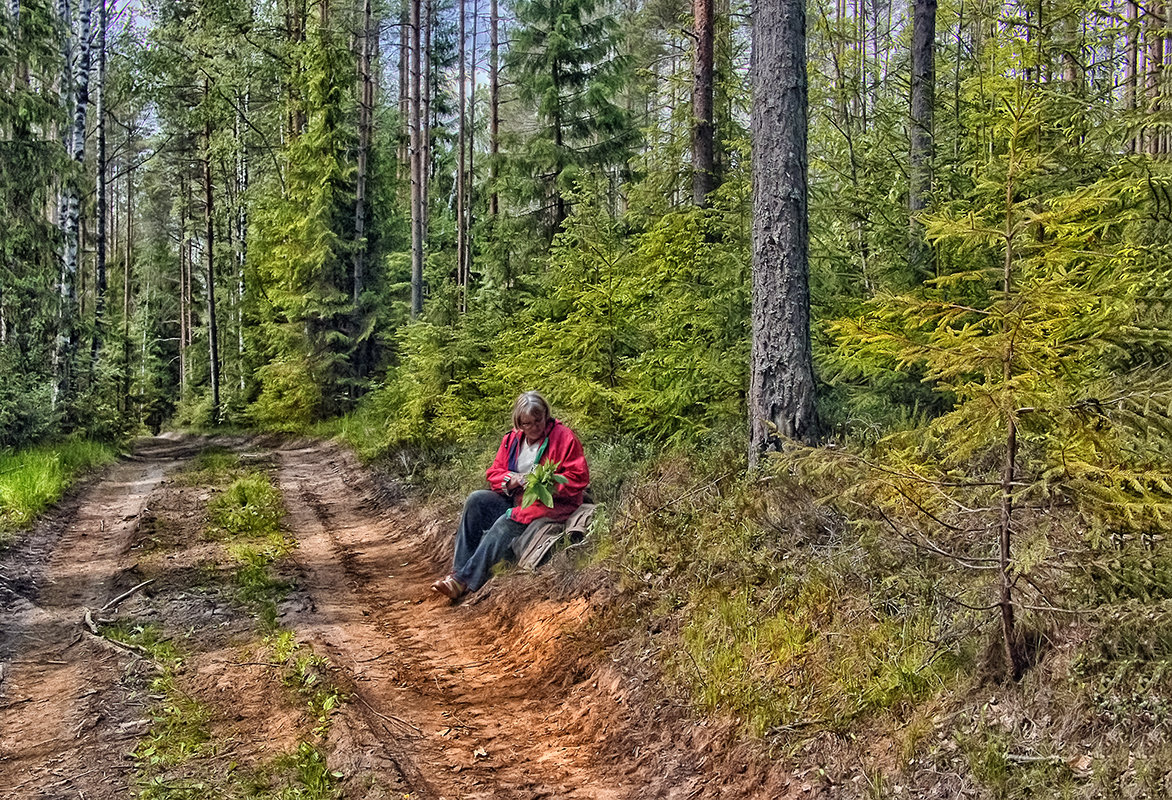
[0, 435, 802, 799]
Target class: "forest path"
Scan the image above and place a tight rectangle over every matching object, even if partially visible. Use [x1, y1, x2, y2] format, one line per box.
[275, 440, 630, 799]
[0, 435, 207, 797]
[0, 436, 681, 799]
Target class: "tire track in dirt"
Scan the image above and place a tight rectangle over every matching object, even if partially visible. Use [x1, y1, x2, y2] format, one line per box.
[0, 435, 205, 799]
[277, 441, 630, 800]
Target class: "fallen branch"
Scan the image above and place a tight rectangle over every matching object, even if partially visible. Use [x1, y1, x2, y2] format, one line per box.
[101, 579, 155, 612]
[1006, 753, 1064, 765]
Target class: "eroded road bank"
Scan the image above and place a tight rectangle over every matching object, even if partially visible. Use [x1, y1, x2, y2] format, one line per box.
[0, 436, 681, 800]
[1, 435, 785, 800]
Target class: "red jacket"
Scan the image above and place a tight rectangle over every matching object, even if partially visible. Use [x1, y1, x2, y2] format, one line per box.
[485, 419, 590, 525]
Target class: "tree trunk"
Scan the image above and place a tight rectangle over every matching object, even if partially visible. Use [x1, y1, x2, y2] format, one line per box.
[466, 0, 477, 304]
[54, 0, 92, 410]
[203, 91, 221, 422]
[908, 0, 936, 281]
[457, 0, 467, 307]
[122, 160, 132, 407]
[692, 0, 716, 205]
[236, 87, 248, 392]
[93, 0, 107, 365]
[1125, 0, 1137, 153]
[999, 168, 1022, 680]
[398, 0, 409, 180]
[748, 0, 818, 465]
[409, 0, 424, 317]
[179, 176, 189, 397]
[354, 0, 373, 306]
[489, 0, 499, 219]
[422, 0, 432, 247]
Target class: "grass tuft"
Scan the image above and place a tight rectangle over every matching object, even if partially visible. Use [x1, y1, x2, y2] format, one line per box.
[0, 439, 116, 539]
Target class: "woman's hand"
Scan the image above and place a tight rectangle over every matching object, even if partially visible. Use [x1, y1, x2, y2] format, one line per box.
[503, 471, 527, 490]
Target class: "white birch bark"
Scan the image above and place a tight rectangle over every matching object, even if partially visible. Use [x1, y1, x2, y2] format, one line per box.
[53, 0, 91, 408]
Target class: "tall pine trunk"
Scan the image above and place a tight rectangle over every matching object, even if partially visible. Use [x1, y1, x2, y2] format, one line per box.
[203, 88, 221, 422]
[422, 0, 432, 248]
[692, 0, 716, 205]
[466, 0, 477, 303]
[409, 0, 424, 317]
[457, 0, 467, 308]
[354, 0, 373, 306]
[489, 0, 499, 219]
[748, 0, 818, 465]
[122, 160, 133, 407]
[179, 175, 189, 397]
[908, 0, 936, 281]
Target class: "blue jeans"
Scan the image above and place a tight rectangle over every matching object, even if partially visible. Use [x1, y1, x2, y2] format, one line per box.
[452, 490, 526, 593]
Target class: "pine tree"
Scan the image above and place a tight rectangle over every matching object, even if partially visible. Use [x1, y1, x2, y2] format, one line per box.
[749, 0, 819, 462]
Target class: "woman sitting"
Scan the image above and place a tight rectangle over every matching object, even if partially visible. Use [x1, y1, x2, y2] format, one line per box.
[431, 391, 589, 601]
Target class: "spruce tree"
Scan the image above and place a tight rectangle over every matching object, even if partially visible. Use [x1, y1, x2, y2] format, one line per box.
[504, 0, 638, 235]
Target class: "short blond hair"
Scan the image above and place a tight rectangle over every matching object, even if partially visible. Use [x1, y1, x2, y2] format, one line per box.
[512, 391, 552, 429]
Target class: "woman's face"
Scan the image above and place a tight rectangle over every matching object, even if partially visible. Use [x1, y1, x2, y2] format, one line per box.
[518, 412, 546, 442]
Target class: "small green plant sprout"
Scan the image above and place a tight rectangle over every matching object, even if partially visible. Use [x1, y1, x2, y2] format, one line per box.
[521, 461, 568, 509]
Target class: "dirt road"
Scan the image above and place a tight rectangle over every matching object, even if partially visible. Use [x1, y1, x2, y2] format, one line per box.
[0, 435, 786, 800]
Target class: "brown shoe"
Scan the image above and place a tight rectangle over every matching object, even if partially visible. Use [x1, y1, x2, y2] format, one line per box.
[431, 574, 466, 600]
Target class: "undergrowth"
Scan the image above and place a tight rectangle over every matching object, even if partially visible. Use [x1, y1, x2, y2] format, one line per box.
[187, 450, 293, 630]
[0, 439, 116, 541]
[122, 625, 345, 800]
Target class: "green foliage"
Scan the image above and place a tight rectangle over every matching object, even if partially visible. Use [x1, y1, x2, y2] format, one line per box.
[600, 443, 969, 739]
[502, 0, 638, 234]
[676, 584, 960, 736]
[198, 466, 292, 628]
[810, 61, 1172, 671]
[180, 447, 244, 486]
[247, 356, 325, 433]
[135, 672, 213, 770]
[208, 474, 284, 539]
[0, 440, 117, 537]
[0, 0, 67, 449]
[353, 173, 751, 453]
[247, 17, 359, 428]
[0, 349, 56, 448]
[521, 461, 568, 508]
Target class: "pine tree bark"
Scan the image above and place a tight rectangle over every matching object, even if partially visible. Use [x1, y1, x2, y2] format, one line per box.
[398, 0, 409, 179]
[489, 0, 499, 219]
[409, 0, 424, 317]
[179, 176, 189, 396]
[122, 160, 132, 406]
[457, 0, 467, 306]
[466, 0, 477, 302]
[999, 166, 1023, 679]
[908, 0, 936, 281]
[236, 87, 248, 392]
[1125, 0, 1138, 153]
[422, 0, 432, 247]
[692, 0, 716, 205]
[203, 88, 221, 422]
[354, 0, 373, 306]
[748, 0, 818, 465]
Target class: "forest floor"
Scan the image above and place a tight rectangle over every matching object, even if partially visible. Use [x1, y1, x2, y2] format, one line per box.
[0, 434, 797, 800]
